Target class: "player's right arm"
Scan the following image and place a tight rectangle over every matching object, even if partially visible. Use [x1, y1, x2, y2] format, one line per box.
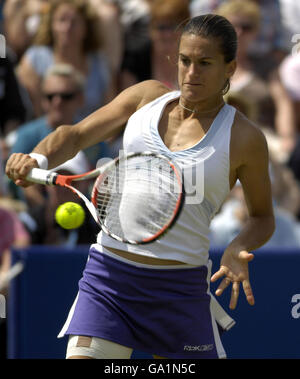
[6, 80, 169, 186]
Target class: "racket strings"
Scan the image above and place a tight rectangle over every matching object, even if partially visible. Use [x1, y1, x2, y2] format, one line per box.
[94, 156, 182, 242]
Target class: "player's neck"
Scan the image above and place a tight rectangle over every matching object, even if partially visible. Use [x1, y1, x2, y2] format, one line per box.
[178, 98, 225, 117]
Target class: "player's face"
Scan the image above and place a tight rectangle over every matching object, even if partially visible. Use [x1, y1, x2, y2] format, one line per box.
[178, 34, 236, 103]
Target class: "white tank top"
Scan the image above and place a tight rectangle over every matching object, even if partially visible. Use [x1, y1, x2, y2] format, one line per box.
[96, 91, 236, 265]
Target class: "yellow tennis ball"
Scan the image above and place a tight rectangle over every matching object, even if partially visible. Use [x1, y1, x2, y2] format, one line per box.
[55, 202, 85, 229]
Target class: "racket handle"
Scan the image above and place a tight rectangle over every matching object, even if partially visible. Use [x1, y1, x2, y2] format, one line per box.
[26, 168, 57, 185]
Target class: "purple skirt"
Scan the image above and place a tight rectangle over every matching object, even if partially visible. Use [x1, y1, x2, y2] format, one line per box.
[58, 246, 226, 358]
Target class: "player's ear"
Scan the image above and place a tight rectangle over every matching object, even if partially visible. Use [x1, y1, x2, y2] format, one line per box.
[226, 59, 237, 79]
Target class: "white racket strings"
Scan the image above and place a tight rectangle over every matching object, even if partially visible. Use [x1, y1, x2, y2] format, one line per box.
[94, 155, 182, 242]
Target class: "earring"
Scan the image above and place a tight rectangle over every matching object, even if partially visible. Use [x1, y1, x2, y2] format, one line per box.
[222, 79, 230, 95]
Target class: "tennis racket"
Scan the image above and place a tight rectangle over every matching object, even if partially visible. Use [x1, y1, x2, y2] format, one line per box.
[26, 152, 184, 244]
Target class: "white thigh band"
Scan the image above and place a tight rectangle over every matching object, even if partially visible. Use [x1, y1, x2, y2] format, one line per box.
[66, 335, 133, 359]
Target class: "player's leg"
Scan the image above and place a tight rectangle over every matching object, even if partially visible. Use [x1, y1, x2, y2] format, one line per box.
[68, 356, 94, 359]
[66, 335, 133, 359]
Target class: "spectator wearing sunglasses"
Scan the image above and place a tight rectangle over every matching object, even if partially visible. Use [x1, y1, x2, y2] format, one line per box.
[16, 0, 112, 119]
[9, 63, 109, 208]
[216, 0, 297, 157]
[10, 64, 85, 157]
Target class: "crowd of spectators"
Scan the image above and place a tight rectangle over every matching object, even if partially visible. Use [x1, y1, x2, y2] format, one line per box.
[1, 0, 300, 353]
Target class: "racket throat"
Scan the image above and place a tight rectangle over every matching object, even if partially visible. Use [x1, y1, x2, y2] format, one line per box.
[65, 183, 99, 224]
[54, 175, 72, 186]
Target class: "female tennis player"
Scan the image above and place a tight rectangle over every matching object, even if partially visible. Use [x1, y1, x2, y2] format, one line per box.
[6, 14, 275, 359]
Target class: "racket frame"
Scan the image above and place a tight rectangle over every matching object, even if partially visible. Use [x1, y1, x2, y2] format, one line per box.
[91, 152, 184, 244]
[26, 152, 184, 244]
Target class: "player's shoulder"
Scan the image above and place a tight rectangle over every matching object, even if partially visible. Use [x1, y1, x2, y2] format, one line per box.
[233, 111, 267, 147]
[231, 110, 269, 164]
[108, 80, 171, 121]
[127, 80, 172, 108]
[141, 79, 171, 96]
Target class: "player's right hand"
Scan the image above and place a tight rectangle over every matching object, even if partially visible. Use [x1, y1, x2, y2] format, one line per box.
[5, 153, 39, 187]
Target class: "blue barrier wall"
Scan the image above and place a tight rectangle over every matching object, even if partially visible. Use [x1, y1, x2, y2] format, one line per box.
[6, 245, 300, 359]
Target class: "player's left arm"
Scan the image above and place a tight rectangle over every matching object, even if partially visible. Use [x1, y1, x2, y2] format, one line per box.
[211, 119, 275, 309]
[231, 123, 275, 251]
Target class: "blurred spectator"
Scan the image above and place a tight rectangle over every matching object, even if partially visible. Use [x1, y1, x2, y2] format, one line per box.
[216, 0, 297, 157]
[8, 63, 109, 207]
[191, 0, 288, 78]
[0, 53, 26, 137]
[0, 0, 4, 32]
[209, 182, 300, 249]
[11, 63, 110, 164]
[225, 87, 300, 217]
[279, 53, 300, 185]
[1, 127, 30, 351]
[214, 89, 300, 247]
[279, 53, 300, 132]
[0, 135, 8, 197]
[190, 0, 222, 15]
[0, 186, 28, 359]
[88, 0, 123, 76]
[279, 0, 300, 52]
[113, 0, 150, 58]
[263, 127, 300, 219]
[10, 63, 85, 156]
[3, 0, 50, 61]
[0, 198, 30, 358]
[270, 148, 300, 217]
[288, 138, 300, 190]
[0, 201, 30, 295]
[16, 0, 111, 118]
[247, 0, 288, 77]
[19, 151, 99, 246]
[120, 0, 190, 90]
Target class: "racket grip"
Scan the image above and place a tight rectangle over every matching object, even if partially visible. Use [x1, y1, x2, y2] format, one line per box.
[26, 168, 57, 185]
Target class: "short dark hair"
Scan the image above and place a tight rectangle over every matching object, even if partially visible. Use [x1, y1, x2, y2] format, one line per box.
[180, 14, 237, 63]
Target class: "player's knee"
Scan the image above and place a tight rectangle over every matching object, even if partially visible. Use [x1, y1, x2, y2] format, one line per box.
[67, 355, 94, 359]
[153, 354, 167, 359]
[66, 335, 133, 359]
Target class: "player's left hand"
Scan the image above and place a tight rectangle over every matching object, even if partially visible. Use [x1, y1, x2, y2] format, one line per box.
[210, 249, 255, 310]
